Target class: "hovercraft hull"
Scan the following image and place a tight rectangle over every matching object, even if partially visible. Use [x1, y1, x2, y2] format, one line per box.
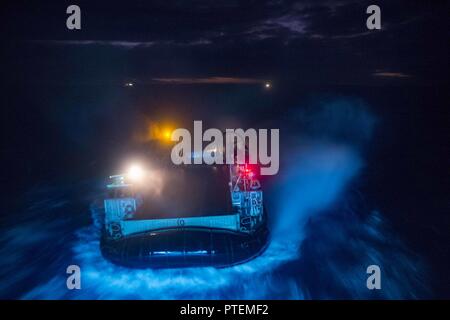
[100, 226, 269, 268]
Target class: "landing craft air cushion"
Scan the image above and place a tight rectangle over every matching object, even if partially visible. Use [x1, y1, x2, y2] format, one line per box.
[100, 151, 269, 268]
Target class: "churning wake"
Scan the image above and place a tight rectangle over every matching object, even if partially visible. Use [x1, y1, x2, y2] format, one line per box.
[0, 98, 429, 299]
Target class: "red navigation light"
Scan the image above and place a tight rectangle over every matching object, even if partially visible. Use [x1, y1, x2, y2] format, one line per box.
[240, 165, 257, 178]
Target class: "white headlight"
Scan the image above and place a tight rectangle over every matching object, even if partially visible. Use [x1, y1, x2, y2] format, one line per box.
[127, 164, 144, 181]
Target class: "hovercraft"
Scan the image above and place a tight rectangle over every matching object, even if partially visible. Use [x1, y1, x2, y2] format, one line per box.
[100, 155, 269, 268]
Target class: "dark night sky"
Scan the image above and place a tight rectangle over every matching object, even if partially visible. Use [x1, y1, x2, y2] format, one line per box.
[1, 1, 449, 197]
[1, 0, 449, 86]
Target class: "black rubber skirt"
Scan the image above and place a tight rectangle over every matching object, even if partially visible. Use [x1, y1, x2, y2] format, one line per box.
[100, 227, 269, 268]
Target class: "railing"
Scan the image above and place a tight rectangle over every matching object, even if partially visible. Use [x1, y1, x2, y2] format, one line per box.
[119, 214, 241, 236]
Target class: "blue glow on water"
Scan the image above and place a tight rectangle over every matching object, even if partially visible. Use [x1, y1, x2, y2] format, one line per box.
[15, 143, 370, 299]
[0, 98, 430, 299]
[153, 250, 210, 256]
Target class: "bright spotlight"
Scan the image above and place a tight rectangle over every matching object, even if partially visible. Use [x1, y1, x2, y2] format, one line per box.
[127, 164, 144, 181]
[264, 82, 271, 89]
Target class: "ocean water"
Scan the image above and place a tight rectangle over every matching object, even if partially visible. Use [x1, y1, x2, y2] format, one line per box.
[0, 94, 434, 299]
